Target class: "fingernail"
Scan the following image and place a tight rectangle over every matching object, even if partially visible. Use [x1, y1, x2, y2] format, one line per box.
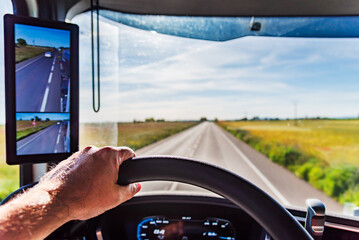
[135, 183, 141, 193]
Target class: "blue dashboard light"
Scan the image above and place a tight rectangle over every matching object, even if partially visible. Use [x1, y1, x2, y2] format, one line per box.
[137, 218, 154, 240]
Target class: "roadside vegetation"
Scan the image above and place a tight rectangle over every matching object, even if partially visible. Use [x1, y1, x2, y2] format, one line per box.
[219, 119, 359, 205]
[15, 38, 53, 63]
[16, 120, 57, 140]
[0, 126, 19, 202]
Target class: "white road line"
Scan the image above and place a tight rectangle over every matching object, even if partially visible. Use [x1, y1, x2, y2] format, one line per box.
[56, 123, 62, 144]
[188, 123, 205, 158]
[40, 87, 50, 112]
[16, 56, 42, 72]
[218, 128, 290, 206]
[56, 133, 60, 144]
[47, 72, 53, 83]
[17, 125, 55, 150]
[55, 123, 63, 153]
[39, 55, 56, 111]
[55, 133, 59, 153]
[169, 123, 206, 191]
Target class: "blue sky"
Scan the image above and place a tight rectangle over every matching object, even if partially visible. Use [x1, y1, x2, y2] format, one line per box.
[16, 113, 70, 121]
[71, 13, 359, 122]
[1, 5, 359, 123]
[15, 24, 70, 48]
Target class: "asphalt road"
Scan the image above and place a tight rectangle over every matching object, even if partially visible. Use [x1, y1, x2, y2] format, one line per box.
[16, 50, 62, 112]
[137, 122, 343, 214]
[17, 121, 68, 155]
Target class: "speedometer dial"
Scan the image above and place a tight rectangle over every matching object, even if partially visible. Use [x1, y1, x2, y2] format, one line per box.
[137, 216, 235, 240]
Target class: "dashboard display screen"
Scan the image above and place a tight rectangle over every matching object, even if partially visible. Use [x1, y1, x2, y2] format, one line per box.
[137, 216, 235, 240]
[14, 24, 71, 155]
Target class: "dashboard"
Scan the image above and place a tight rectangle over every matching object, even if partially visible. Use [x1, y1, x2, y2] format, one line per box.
[95, 195, 266, 240]
[136, 216, 235, 239]
[47, 195, 359, 240]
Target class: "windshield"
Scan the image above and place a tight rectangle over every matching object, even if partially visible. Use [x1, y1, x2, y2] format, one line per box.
[69, 11, 359, 216]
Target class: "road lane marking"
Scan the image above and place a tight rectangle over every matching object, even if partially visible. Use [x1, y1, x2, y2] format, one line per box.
[17, 124, 55, 150]
[40, 56, 56, 111]
[40, 87, 50, 111]
[52, 55, 56, 65]
[217, 128, 290, 206]
[169, 123, 211, 191]
[16, 56, 43, 72]
[55, 123, 62, 153]
[47, 72, 53, 83]
[56, 133, 60, 144]
[188, 123, 206, 158]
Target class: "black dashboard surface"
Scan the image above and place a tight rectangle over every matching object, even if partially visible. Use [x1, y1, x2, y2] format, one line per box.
[47, 195, 359, 240]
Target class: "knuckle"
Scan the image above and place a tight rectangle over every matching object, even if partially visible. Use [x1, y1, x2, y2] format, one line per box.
[83, 145, 95, 152]
[97, 146, 113, 156]
[119, 148, 135, 156]
[94, 146, 116, 161]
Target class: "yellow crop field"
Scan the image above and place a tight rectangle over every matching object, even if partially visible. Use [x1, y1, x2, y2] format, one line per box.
[219, 120, 359, 205]
[221, 120, 359, 167]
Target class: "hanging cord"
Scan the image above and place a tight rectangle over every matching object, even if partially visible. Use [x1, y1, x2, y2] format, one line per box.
[91, 0, 100, 112]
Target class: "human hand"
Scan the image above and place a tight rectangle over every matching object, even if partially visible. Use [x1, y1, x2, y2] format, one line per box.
[37, 146, 141, 220]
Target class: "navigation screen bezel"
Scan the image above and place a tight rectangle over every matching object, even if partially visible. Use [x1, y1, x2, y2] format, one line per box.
[4, 14, 79, 165]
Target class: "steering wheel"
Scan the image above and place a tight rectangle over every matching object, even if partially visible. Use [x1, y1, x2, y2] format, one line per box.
[1, 156, 312, 240]
[118, 156, 313, 240]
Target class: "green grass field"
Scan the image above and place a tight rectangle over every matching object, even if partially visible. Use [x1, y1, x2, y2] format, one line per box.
[15, 45, 53, 63]
[219, 119, 359, 205]
[0, 126, 20, 202]
[16, 120, 58, 140]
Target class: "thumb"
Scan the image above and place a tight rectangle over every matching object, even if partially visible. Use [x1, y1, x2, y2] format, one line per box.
[115, 182, 141, 204]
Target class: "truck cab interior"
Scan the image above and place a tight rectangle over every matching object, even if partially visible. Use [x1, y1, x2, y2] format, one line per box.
[1, 0, 359, 239]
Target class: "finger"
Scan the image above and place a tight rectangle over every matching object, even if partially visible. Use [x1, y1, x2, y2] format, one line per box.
[114, 182, 141, 203]
[116, 147, 136, 166]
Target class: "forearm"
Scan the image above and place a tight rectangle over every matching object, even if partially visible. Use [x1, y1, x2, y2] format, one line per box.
[0, 146, 138, 239]
[0, 187, 70, 240]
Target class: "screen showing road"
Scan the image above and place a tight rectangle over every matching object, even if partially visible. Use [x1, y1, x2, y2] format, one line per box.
[15, 24, 70, 112]
[14, 24, 71, 155]
[16, 113, 70, 155]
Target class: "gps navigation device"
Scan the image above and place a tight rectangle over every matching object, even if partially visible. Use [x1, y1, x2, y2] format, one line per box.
[4, 14, 79, 165]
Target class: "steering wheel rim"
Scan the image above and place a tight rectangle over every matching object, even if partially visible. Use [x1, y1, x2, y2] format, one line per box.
[118, 156, 313, 240]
